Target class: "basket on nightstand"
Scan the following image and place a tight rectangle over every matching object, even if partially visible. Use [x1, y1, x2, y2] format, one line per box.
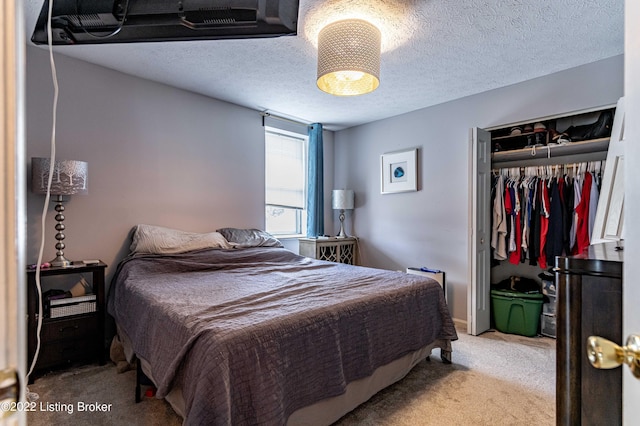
[47, 294, 97, 318]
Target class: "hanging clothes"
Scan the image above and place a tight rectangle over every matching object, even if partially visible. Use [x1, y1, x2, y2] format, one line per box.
[491, 161, 604, 270]
[509, 180, 522, 265]
[588, 171, 600, 239]
[538, 178, 550, 269]
[491, 175, 508, 260]
[520, 175, 533, 263]
[562, 175, 575, 256]
[546, 178, 564, 266]
[528, 177, 541, 267]
[570, 174, 582, 251]
[573, 172, 593, 255]
[505, 184, 514, 254]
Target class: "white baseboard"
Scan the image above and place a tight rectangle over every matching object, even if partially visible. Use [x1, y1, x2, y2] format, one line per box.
[452, 317, 467, 332]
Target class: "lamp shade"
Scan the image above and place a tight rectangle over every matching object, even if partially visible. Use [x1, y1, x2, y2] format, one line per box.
[317, 19, 381, 96]
[332, 189, 354, 210]
[31, 158, 88, 195]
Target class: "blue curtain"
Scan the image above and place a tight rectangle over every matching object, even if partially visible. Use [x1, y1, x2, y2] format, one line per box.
[307, 123, 324, 237]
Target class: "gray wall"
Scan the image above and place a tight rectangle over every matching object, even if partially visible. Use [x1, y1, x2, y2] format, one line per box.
[25, 45, 623, 322]
[25, 46, 334, 285]
[333, 55, 624, 321]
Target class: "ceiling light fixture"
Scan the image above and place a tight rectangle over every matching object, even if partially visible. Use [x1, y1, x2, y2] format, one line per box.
[316, 19, 381, 96]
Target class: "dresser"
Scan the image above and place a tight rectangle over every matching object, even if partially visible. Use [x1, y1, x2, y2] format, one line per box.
[298, 237, 357, 265]
[555, 242, 623, 425]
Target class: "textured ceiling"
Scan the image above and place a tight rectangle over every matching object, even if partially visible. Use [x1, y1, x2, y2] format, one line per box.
[24, 0, 624, 130]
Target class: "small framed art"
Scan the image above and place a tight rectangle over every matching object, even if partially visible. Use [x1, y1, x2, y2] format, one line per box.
[380, 148, 418, 194]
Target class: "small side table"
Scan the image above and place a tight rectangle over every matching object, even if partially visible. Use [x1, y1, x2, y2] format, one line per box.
[298, 237, 357, 265]
[26, 261, 107, 379]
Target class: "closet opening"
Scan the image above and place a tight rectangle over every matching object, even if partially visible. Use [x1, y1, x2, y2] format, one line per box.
[468, 100, 624, 337]
[490, 162, 605, 337]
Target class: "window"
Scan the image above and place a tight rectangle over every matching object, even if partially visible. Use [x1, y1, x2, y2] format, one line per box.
[265, 128, 307, 236]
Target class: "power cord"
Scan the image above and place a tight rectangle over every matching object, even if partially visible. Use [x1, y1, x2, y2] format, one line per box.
[75, 0, 131, 40]
[25, 0, 59, 399]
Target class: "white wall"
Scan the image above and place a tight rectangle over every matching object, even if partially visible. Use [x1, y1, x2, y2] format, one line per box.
[25, 46, 334, 284]
[334, 55, 624, 321]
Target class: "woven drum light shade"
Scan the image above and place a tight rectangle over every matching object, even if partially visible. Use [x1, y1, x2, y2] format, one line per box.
[317, 19, 381, 96]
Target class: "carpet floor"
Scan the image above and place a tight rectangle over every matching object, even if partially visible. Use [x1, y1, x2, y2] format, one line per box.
[26, 326, 555, 425]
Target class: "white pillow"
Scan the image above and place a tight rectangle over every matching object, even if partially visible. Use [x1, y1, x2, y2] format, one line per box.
[130, 224, 231, 254]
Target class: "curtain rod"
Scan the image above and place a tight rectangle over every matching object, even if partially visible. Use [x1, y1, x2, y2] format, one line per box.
[260, 111, 311, 127]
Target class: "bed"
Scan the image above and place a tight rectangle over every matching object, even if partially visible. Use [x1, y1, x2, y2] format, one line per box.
[107, 225, 458, 425]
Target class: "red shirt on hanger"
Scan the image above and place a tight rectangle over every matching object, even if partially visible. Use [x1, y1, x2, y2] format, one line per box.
[572, 172, 592, 255]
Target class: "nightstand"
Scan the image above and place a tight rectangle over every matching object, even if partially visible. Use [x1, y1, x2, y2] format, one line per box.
[26, 261, 107, 379]
[298, 237, 357, 265]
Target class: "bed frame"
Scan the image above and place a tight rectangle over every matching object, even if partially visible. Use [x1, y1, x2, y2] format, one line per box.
[128, 331, 453, 425]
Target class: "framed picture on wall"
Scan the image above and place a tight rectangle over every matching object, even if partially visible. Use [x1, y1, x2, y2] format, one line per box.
[380, 148, 418, 194]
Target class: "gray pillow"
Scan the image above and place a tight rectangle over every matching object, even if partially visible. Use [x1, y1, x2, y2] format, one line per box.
[216, 228, 283, 248]
[131, 224, 231, 254]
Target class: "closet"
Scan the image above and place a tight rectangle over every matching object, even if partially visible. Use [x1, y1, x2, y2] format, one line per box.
[469, 99, 625, 336]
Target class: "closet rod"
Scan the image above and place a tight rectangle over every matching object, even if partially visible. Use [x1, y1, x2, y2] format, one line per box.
[492, 160, 605, 175]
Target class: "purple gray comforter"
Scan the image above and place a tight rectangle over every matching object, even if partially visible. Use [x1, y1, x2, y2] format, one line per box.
[108, 247, 458, 425]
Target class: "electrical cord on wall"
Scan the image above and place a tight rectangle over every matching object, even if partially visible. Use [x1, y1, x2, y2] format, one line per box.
[25, 0, 60, 399]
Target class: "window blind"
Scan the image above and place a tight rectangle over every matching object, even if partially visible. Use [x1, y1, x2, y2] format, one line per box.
[265, 131, 306, 209]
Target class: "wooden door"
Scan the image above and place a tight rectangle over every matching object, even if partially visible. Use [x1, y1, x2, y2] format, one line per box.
[1, 0, 26, 424]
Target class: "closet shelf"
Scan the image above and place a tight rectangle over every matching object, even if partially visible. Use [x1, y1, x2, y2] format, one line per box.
[492, 130, 542, 141]
[492, 137, 610, 166]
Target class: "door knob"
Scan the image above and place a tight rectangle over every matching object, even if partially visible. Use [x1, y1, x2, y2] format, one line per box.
[587, 335, 640, 378]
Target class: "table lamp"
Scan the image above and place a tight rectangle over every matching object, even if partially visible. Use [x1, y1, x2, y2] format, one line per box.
[332, 189, 354, 238]
[31, 158, 88, 267]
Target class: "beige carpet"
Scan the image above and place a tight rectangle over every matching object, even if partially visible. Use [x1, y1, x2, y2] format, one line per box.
[26, 326, 555, 425]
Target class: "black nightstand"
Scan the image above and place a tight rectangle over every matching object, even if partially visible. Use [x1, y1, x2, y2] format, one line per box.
[26, 261, 107, 379]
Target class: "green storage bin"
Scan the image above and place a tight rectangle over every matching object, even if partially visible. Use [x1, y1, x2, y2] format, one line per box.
[491, 289, 544, 337]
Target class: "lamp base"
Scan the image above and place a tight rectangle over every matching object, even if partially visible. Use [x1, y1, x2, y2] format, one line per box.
[336, 210, 348, 238]
[50, 195, 72, 268]
[49, 254, 72, 268]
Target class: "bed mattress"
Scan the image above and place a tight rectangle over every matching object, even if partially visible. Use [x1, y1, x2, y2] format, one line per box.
[108, 247, 457, 425]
